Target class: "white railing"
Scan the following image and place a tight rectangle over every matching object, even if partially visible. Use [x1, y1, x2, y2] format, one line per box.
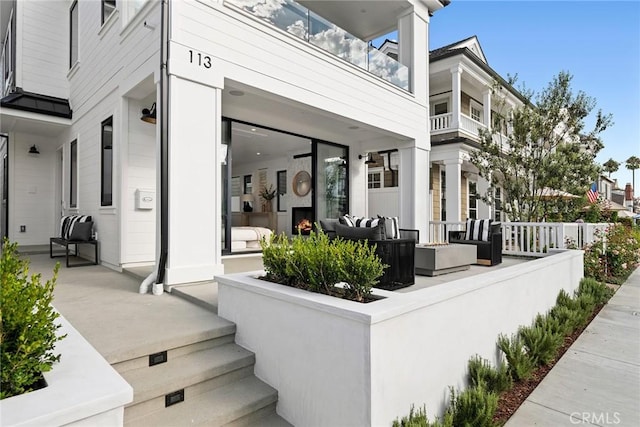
[430, 113, 452, 132]
[429, 221, 610, 257]
[459, 114, 487, 136]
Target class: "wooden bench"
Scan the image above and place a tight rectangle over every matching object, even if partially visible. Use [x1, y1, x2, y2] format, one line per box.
[50, 237, 99, 268]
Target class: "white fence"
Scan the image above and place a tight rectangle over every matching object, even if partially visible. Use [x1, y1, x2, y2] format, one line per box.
[429, 221, 609, 257]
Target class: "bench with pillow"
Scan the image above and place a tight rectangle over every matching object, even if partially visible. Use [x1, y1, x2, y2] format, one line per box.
[448, 219, 502, 266]
[319, 215, 418, 290]
[50, 215, 99, 267]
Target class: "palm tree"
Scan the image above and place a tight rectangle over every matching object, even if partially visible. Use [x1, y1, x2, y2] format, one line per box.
[602, 158, 620, 178]
[626, 156, 640, 191]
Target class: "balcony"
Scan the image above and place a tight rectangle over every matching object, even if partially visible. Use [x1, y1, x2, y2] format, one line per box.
[226, 0, 409, 91]
[430, 112, 487, 136]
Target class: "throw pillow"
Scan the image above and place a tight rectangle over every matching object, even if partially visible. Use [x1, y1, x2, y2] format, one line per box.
[61, 215, 92, 240]
[334, 223, 385, 241]
[378, 215, 399, 239]
[69, 221, 93, 241]
[339, 214, 356, 227]
[465, 218, 492, 242]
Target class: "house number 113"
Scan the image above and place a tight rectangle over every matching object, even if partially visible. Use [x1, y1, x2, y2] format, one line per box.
[189, 50, 211, 69]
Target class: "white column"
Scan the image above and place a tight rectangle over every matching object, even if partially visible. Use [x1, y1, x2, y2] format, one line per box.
[164, 75, 223, 285]
[397, 10, 429, 104]
[477, 174, 492, 219]
[398, 142, 429, 243]
[450, 66, 462, 129]
[483, 89, 492, 130]
[444, 158, 462, 222]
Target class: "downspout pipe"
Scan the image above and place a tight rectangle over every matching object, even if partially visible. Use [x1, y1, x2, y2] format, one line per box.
[139, 0, 169, 294]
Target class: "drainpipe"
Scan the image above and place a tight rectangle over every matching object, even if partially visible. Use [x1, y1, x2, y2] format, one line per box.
[140, 0, 169, 295]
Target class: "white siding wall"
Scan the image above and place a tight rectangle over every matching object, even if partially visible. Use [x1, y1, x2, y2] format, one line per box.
[10, 134, 58, 245]
[172, 1, 428, 142]
[18, 0, 69, 98]
[58, 1, 160, 266]
[122, 98, 156, 265]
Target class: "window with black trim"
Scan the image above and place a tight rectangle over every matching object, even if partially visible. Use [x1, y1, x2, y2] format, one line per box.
[243, 175, 252, 194]
[277, 170, 287, 212]
[494, 187, 502, 222]
[101, 117, 113, 206]
[468, 180, 477, 220]
[440, 169, 446, 221]
[102, 0, 116, 24]
[70, 140, 77, 208]
[69, 1, 78, 68]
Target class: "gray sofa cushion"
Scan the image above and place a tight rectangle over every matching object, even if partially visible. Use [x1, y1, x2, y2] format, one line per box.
[334, 223, 386, 241]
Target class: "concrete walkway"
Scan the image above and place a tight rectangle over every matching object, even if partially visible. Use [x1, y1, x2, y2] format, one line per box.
[506, 268, 640, 427]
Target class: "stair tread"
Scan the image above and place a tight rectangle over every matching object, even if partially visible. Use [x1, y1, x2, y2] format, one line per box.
[243, 412, 293, 427]
[121, 343, 255, 404]
[127, 376, 278, 426]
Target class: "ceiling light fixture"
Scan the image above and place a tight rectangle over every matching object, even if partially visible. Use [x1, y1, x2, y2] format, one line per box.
[28, 145, 40, 155]
[229, 90, 245, 96]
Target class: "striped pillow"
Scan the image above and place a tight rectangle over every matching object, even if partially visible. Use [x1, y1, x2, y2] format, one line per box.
[465, 219, 492, 242]
[60, 215, 92, 240]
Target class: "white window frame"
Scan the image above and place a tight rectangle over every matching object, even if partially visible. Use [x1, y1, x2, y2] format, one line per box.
[470, 100, 482, 122]
[468, 179, 478, 220]
[367, 169, 382, 189]
[430, 95, 450, 116]
[494, 186, 502, 222]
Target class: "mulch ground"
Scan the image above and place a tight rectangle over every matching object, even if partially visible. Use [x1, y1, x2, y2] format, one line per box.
[492, 302, 608, 425]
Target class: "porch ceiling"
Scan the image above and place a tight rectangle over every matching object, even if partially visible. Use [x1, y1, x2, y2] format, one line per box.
[0, 108, 70, 137]
[297, 0, 411, 40]
[221, 81, 409, 154]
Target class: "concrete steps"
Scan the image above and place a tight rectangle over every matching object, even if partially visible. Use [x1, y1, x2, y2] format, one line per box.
[117, 316, 289, 426]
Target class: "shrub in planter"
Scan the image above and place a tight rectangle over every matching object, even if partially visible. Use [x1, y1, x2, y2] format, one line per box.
[1, 240, 65, 399]
[518, 320, 563, 367]
[496, 333, 535, 381]
[261, 229, 385, 302]
[576, 277, 614, 305]
[445, 384, 498, 427]
[467, 355, 512, 395]
[392, 404, 453, 427]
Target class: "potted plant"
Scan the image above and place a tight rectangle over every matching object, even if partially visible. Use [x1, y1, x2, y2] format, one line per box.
[259, 183, 277, 212]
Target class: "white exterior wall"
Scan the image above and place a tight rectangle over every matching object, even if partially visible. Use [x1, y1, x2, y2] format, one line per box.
[171, 1, 428, 141]
[9, 133, 58, 245]
[16, 0, 69, 98]
[218, 250, 584, 426]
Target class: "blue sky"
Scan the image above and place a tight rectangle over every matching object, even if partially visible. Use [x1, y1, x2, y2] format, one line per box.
[384, 1, 640, 190]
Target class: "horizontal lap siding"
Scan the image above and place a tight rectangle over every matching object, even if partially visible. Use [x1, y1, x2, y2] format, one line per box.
[173, 1, 427, 139]
[20, 1, 68, 98]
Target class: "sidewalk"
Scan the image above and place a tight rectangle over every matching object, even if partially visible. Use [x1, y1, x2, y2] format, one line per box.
[506, 268, 640, 427]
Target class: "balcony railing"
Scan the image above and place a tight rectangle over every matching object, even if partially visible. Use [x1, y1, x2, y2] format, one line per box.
[430, 112, 487, 135]
[227, 0, 409, 91]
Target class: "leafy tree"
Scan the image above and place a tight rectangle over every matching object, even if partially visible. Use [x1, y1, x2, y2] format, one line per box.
[470, 71, 612, 222]
[626, 155, 640, 192]
[602, 158, 620, 178]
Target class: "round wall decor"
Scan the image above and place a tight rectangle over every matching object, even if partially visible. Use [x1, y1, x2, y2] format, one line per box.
[293, 170, 311, 197]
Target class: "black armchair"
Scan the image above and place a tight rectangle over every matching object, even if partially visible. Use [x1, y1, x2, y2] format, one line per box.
[449, 222, 502, 266]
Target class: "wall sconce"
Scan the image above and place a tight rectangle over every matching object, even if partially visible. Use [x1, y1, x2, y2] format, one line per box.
[28, 145, 40, 155]
[140, 102, 157, 124]
[359, 153, 376, 165]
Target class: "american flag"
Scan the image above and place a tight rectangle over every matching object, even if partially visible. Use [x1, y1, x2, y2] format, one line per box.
[587, 183, 599, 203]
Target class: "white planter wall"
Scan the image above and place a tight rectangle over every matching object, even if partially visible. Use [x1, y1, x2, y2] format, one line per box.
[218, 250, 584, 426]
[0, 311, 133, 426]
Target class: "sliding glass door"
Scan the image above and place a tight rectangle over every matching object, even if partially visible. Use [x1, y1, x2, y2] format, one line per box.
[314, 141, 348, 221]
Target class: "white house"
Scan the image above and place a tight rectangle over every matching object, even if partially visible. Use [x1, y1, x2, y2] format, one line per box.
[0, 0, 449, 285]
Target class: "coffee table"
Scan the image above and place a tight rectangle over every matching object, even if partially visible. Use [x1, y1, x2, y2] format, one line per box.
[414, 244, 477, 276]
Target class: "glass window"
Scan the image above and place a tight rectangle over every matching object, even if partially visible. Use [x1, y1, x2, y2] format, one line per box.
[70, 1, 78, 68]
[70, 140, 77, 208]
[101, 117, 113, 206]
[434, 102, 448, 115]
[102, 0, 116, 24]
[243, 175, 252, 194]
[277, 170, 287, 212]
[468, 180, 477, 220]
[368, 171, 381, 189]
[470, 101, 482, 122]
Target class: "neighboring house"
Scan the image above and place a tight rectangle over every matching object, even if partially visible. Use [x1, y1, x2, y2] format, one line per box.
[598, 174, 615, 202]
[376, 36, 527, 224]
[0, 0, 449, 285]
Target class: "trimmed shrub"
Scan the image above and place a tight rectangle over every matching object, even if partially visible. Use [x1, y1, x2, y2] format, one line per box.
[547, 305, 585, 336]
[576, 277, 614, 305]
[467, 355, 512, 394]
[497, 333, 535, 381]
[392, 405, 453, 427]
[1, 240, 65, 399]
[518, 320, 563, 367]
[261, 229, 385, 302]
[446, 384, 498, 427]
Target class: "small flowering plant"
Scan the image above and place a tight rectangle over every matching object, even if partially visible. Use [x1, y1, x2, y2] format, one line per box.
[583, 223, 640, 283]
